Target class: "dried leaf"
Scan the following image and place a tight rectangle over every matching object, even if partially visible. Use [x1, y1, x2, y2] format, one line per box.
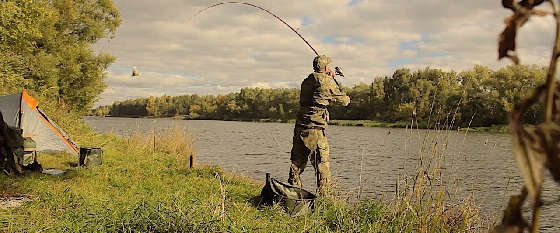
[546, 126, 560, 182]
[519, 0, 546, 8]
[532, 9, 550, 16]
[548, 155, 560, 182]
[513, 127, 546, 199]
[503, 0, 546, 11]
[538, 122, 560, 183]
[498, 14, 530, 61]
[498, 24, 514, 60]
[504, 15, 514, 25]
[490, 189, 527, 233]
[498, 0, 545, 62]
[490, 224, 524, 233]
[511, 82, 560, 186]
[502, 0, 515, 10]
[507, 54, 520, 65]
[499, 19, 526, 61]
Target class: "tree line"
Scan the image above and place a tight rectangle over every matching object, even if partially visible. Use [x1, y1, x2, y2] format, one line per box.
[93, 65, 546, 128]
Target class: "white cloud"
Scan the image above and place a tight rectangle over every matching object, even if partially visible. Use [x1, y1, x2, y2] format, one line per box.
[94, 0, 552, 106]
[249, 82, 272, 89]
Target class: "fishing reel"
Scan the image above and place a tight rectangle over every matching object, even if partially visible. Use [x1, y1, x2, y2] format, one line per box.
[334, 66, 344, 77]
[328, 66, 344, 78]
[330, 66, 345, 90]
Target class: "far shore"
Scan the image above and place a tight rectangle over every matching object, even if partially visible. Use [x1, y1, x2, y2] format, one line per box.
[88, 115, 511, 134]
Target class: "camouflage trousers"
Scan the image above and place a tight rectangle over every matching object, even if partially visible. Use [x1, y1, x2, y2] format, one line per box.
[288, 127, 331, 193]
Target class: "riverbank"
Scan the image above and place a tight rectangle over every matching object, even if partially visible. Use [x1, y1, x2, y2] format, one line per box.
[458, 125, 510, 134]
[329, 120, 511, 134]
[0, 124, 483, 232]
[209, 118, 511, 134]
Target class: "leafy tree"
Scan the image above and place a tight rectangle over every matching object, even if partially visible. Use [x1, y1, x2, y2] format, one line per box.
[96, 65, 547, 129]
[0, 0, 121, 114]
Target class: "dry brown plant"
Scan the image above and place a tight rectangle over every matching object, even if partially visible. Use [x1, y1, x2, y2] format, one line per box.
[493, 0, 560, 232]
[126, 126, 196, 170]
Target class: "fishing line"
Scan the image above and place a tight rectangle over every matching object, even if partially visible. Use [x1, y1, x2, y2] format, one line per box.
[191, 2, 345, 90]
[190, 1, 319, 56]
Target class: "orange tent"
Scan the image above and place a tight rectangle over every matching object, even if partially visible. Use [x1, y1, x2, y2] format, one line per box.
[0, 91, 79, 155]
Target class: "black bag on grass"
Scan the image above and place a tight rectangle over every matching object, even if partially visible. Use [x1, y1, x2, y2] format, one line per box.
[79, 147, 103, 167]
[260, 173, 317, 216]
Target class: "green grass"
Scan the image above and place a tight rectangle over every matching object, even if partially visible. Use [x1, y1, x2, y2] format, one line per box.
[458, 125, 510, 134]
[0, 124, 481, 232]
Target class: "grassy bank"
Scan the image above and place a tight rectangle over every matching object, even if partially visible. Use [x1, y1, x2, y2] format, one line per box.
[1, 122, 483, 232]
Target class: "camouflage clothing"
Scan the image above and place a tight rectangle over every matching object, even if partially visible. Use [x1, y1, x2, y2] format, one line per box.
[288, 55, 350, 193]
[289, 127, 331, 191]
[295, 71, 350, 129]
[313, 55, 332, 72]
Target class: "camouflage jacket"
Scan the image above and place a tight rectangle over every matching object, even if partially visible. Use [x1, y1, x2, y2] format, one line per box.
[295, 71, 350, 129]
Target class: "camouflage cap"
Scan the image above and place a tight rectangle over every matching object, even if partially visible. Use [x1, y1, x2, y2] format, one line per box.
[313, 55, 332, 72]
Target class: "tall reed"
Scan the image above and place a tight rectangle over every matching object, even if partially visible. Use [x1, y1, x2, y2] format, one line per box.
[125, 126, 196, 170]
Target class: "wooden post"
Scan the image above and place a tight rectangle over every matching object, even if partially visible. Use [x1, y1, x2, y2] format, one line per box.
[189, 153, 194, 168]
[152, 128, 156, 152]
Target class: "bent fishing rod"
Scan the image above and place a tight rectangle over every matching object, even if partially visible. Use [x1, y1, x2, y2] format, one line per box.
[191, 1, 346, 86]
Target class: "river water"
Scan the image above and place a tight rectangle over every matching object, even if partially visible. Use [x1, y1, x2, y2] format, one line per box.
[84, 117, 560, 231]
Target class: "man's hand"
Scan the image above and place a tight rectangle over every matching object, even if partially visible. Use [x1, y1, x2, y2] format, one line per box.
[326, 68, 335, 78]
[342, 96, 350, 106]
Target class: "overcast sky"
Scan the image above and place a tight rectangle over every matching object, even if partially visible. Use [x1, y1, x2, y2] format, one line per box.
[94, 0, 553, 106]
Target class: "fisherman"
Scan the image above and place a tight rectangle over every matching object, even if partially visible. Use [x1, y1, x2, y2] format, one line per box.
[288, 55, 350, 194]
